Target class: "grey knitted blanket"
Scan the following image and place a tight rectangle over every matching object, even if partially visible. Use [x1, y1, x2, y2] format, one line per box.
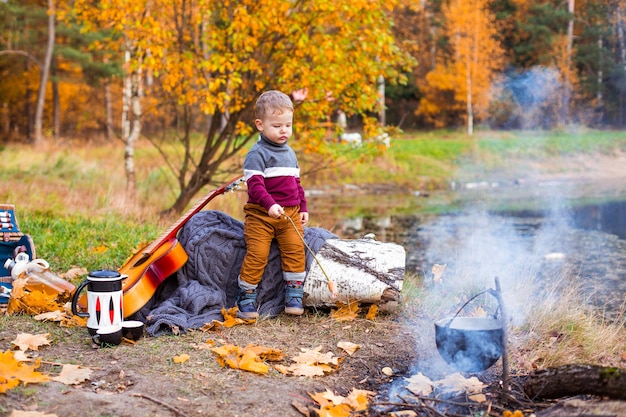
[134, 210, 336, 336]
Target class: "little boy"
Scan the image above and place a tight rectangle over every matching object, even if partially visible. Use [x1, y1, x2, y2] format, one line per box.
[237, 90, 308, 319]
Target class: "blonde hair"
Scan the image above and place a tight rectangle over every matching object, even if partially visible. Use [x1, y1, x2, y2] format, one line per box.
[255, 90, 294, 120]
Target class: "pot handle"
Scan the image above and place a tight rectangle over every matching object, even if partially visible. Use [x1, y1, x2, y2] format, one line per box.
[70, 280, 90, 318]
[444, 286, 501, 328]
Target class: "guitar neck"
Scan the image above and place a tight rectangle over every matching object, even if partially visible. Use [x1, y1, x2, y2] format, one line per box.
[141, 176, 244, 256]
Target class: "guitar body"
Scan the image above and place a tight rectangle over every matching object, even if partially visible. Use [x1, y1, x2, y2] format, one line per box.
[72, 176, 244, 319]
[119, 237, 188, 317]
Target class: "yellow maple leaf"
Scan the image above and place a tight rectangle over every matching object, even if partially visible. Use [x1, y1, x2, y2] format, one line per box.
[330, 302, 360, 322]
[211, 344, 242, 369]
[200, 308, 255, 331]
[238, 348, 268, 375]
[8, 280, 66, 316]
[320, 403, 352, 417]
[51, 364, 93, 385]
[173, 353, 190, 364]
[365, 304, 378, 320]
[0, 351, 50, 393]
[245, 344, 283, 362]
[322, 389, 346, 405]
[345, 388, 376, 411]
[309, 389, 334, 408]
[60, 314, 87, 328]
[11, 333, 51, 352]
[90, 245, 109, 254]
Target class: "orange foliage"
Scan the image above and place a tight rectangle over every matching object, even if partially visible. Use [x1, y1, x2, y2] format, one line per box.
[71, 0, 414, 145]
[417, 0, 505, 129]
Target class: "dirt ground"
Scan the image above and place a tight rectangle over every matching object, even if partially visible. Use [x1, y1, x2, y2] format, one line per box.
[2, 151, 626, 417]
[1, 307, 421, 417]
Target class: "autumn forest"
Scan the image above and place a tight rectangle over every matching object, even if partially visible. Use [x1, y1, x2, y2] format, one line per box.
[0, 0, 624, 209]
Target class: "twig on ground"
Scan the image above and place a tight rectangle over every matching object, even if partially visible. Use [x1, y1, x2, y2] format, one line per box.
[131, 392, 192, 417]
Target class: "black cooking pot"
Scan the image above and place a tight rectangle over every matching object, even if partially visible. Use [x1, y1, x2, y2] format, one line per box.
[435, 316, 503, 372]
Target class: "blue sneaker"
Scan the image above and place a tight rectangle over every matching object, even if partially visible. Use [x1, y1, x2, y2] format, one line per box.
[237, 289, 259, 319]
[285, 281, 304, 315]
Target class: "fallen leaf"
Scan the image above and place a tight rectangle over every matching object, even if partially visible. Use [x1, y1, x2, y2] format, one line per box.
[0, 351, 50, 393]
[365, 304, 378, 320]
[34, 311, 64, 322]
[432, 263, 446, 283]
[309, 389, 335, 408]
[51, 364, 92, 385]
[322, 389, 345, 405]
[503, 411, 525, 417]
[173, 354, 190, 364]
[60, 267, 88, 280]
[320, 403, 352, 417]
[245, 344, 283, 362]
[8, 410, 59, 416]
[90, 245, 109, 254]
[344, 388, 376, 411]
[11, 333, 51, 352]
[12, 350, 30, 362]
[330, 302, 360, 322]
[469, 393, 487, 403]
[238, 348, 269, 375]
[282, 363, 327, 377]
[405, 372, 433, 395]
[293, 346, 341, 367]
[436, 372, 486, 395]
[337, 341, 360, 356]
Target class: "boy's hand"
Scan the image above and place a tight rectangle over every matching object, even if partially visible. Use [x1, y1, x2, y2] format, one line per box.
[268, 204, 284, 219]
[300, 212, 309, 225]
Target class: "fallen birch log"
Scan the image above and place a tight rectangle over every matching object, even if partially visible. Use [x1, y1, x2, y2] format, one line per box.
[524, 364, 626, 400]
[303, 236, 406, 308]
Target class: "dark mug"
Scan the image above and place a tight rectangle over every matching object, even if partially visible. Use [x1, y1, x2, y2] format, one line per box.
[122, 320, 145, 341]
[92, 325, 123, 347]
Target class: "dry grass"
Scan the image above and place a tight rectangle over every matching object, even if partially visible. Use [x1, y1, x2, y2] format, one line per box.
[510, 283, 626, 371]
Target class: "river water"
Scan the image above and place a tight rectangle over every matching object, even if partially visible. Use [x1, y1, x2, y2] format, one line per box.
[307, 177, 626, 321]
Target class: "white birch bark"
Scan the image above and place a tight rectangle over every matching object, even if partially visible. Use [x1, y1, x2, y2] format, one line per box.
[303, 238, 405, 309]
[33, 0, 55, 144]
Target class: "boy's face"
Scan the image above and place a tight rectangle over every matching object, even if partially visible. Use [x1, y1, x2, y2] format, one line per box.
[255, 110, 293, 145]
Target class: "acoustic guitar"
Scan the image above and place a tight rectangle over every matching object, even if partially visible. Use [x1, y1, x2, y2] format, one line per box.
[75, 176, 244, 318]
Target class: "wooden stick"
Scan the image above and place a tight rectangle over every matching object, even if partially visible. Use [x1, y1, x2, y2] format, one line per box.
[284, 215, 338, 298]
[131, 392, 192, 417]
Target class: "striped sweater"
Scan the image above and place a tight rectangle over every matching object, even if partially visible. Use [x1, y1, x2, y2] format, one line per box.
[243, 134, 307, 213]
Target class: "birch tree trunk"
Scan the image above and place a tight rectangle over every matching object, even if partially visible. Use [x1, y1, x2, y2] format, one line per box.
[52, 57, 60, 140]
[562, 0, 575, 125]
[105, 80, 114, 141]
[33, 0, 55, 144]
[303, 238, 405, 308]
[121, 49, 143, 204]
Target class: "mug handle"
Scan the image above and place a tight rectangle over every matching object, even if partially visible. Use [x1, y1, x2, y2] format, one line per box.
[70, 280, 90, 318]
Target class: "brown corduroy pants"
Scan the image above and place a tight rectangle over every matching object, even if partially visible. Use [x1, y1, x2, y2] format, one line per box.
[239, 203, 306, 286]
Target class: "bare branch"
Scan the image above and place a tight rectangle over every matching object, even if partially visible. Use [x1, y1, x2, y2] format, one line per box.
[0, 50, 42, 69]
